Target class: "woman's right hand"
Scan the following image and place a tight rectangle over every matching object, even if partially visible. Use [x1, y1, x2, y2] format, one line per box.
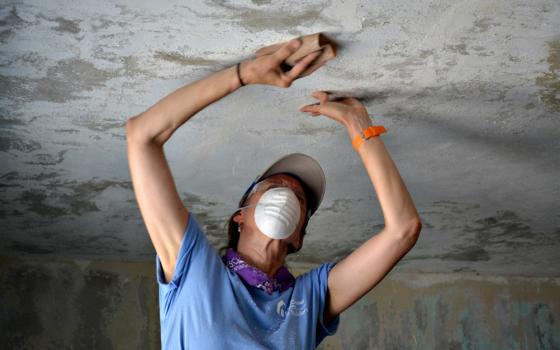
[299, 91, 374, 138]
[240, 39, 323, 88]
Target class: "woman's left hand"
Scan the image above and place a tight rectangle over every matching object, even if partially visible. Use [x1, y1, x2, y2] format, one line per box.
[239, 39, 322, 88]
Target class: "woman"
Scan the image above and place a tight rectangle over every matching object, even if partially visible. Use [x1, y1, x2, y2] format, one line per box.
[126, 38, 422, 349]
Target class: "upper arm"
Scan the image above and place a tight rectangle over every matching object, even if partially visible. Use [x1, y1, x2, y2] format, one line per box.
[126, 116, 189, 284]
[324, 220, 421, 324]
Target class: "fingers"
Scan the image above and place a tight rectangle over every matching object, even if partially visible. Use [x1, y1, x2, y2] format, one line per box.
[283, 50, 321, 80]
[299, 91, 328, 113]
[299, 91, 348, 124]
[311, 91, 329, 104]
[273, 39, 302, 64]
[299, 102, 323, 116]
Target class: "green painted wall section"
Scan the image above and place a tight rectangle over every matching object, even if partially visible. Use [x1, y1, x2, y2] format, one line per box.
[315, 271, 560, 350]
[1, 256, 558, 349]
[0, 256, 160, 350]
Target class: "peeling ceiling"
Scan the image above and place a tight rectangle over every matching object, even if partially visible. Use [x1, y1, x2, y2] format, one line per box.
[1, 0, 559, 277]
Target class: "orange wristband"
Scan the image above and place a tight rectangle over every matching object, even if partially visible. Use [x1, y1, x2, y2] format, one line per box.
[352, 125, 387, 151]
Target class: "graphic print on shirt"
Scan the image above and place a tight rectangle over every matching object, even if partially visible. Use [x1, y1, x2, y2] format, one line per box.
[277, 299, 308, 318]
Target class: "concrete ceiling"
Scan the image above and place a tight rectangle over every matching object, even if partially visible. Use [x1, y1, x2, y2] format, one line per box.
[1, 0, 559, 277]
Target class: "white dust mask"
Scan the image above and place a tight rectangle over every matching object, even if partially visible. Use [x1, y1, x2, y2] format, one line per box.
[239, 187, 301, 239]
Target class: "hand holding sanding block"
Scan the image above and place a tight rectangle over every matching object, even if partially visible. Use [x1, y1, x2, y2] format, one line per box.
[255, 33, 337, 78]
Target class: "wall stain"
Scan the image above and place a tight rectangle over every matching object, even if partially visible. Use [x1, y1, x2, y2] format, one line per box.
[406, 201, 558, 269]
[0, 74, 33, 103]
[204, 1, 332, 32]
[34, 58, 114, 103]
[72, 118, 124, 133]
[0, 6, 25, 27]
[1, 58, 115, 104]
[320, 198, 362, 214]
[54, 128, 80, 134]
[436, 209, 556, 263]
[0, 262, 47, 348]
[1, 256, 557, 349]
[536, 40, 560, 112]
[24, 150, 67, 166]
[73, 270, 120, 348]
[154, 51, 218, 66]
[533, 303, 558, 350]
[441, 246, 491, 261]
[111, 55, 154, 78]
[0, 5, 26, 43]
[326, 65, 384, 81]
[251, 0, 273, 5]
[18, 189, 68, 217]
[361, 15, 391, 29]
[51, 16, 81, 34]
[14, 179, 132, 218]
[34, 13, 81, 34]
[8, 242, 55, 254]
[0, 256, 159, 349]
[292, 123, 338, 136]
[0, 183, 21, 188]
[445, 43, 469, 55]
[0, 114, 26, 126]
[0, 130, 42, 153]
[0, 28, 12, 43]
[179, 195, 226, 246]
[188, 210, 230, 250]
[383, 56, 428, 71]
[0, 171, 19, 181]
[470, 17, 500, 33]
[90, 17, 128, 32]
[60, 179, 132, 216]
[0, 171, 59, 181]
[338, 299, 379, 349]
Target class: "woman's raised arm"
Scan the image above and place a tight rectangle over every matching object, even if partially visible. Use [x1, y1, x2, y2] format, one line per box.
[127, 38, 319, 146]
[300, 92, 422, 325]
[125, 38, 322, 282]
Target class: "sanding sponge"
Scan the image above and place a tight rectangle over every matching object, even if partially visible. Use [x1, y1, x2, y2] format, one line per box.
[255, 32, 337, 78]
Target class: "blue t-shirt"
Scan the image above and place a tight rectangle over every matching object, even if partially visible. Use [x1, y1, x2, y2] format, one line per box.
[155, 211, 340, 349]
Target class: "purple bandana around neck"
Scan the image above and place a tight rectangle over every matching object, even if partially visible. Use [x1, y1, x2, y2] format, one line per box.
[221, 248, 295, 295]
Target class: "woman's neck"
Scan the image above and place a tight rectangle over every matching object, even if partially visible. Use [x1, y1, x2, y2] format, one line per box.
[236, 236, 288, 277]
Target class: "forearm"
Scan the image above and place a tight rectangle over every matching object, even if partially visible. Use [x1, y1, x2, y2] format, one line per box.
[127, 60, 249, 145]
[347, 124, 420, 232]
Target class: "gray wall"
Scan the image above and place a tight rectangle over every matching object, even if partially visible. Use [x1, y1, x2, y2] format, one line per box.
[2, 255, 558, 350]
[0, 256, 160, 350]
[2, 0, 560, 277]
[2, 0, 559, 348]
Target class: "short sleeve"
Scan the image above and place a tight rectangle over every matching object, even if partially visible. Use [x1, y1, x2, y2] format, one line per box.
[314, 261, 341, 346]
[155, 211, 214, 292]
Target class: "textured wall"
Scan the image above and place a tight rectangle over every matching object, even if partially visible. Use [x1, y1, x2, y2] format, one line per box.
[318, 271, 560, 350]
[0, 256, 160, 350]
[1, 256, 558, 350]
[1, 0, 559, 277]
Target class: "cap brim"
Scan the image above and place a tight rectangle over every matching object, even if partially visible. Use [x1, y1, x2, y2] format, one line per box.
[239, 153, 325, 216]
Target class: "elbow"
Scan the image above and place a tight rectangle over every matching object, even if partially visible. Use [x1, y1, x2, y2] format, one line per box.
[397, 217, 422, 247]
[126, 115, 154, 146]
[125, 116, 138, 143]
[125, 114, 168, 146]
[410, 217, 422, 237]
